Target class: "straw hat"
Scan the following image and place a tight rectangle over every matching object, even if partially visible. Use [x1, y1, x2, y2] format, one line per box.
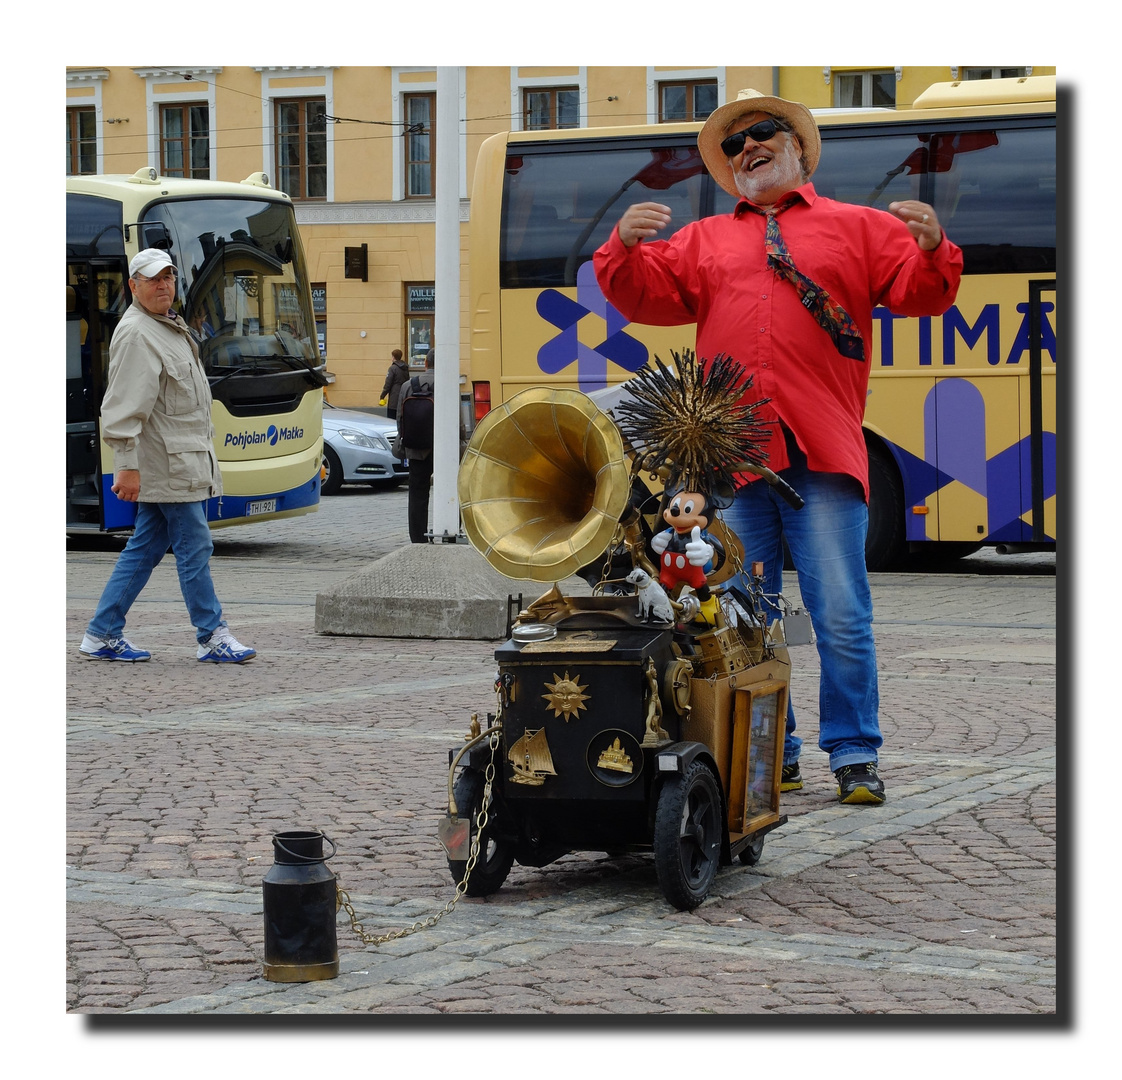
[697, 88, 821, 197]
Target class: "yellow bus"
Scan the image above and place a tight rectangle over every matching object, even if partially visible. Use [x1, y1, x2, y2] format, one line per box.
[67, 169, 327, 533]
[467, 76, 1057, 570]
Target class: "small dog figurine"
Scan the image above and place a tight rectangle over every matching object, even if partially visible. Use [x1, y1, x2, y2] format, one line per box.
[625, 567, 674, 624]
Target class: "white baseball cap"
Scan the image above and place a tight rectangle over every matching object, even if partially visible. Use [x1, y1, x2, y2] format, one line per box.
[129, 248, 176, 278]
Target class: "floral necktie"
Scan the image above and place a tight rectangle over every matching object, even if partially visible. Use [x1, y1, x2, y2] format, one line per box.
[753, 206, 866, 362]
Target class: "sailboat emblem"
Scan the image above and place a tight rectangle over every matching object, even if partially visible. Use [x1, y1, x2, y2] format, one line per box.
[508, 728, 557, 786]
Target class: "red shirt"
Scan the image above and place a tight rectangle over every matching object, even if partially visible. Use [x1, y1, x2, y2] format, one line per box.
[593, 183, 963, 499]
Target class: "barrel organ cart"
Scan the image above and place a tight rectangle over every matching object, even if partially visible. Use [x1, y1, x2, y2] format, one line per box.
[438, 358, 804, 910]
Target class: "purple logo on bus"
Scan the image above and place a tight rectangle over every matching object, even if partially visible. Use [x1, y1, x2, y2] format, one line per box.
[535, 262, 649, 392]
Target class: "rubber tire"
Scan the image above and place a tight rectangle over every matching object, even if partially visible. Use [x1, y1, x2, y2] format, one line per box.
[447, 769, 514, 897]
[321, 444, 344, 496]
[865, 439, 905, 572]
[737, 834, 766, 866]
[906, 541, 984, 569]
[653, 760, 723, 911]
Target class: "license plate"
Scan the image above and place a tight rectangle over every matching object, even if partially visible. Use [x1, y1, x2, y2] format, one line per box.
[246, 499, 277, 516]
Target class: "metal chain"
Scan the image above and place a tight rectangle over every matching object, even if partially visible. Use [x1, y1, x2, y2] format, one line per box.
[337, 724, 502, 947]
[596, 522, 626, 594]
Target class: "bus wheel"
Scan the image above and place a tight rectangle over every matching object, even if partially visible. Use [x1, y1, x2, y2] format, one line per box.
[448, 769, 514, 897]
[653, 760, 722, 911]
[866, 440, 905, 572]
[907, 541, 984, 568]
[321, 445, 343, 496]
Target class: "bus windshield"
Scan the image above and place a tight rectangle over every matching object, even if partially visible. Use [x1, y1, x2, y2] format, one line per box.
[139, 197, 320, 376]
[501, 139, 709, 288]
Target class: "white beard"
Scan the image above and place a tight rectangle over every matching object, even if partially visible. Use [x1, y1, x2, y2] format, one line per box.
[731, 136, 805, 207]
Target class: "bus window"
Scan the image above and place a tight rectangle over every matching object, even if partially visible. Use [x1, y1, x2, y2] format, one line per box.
[713, 126, 942, 217]
[815, 128, 932, 207]
[66, 279, 86, 424]
[66, 260, 127, 528]
[501, 141, 709, 289]
[929, 125, 1055, 274]
[141, 197, 322, 382]
[66, 193, 125, 258]
[715, 121, 1056, 275]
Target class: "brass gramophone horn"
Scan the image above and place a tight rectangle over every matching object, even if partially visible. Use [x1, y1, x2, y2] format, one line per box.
[458, 388, 631, 582]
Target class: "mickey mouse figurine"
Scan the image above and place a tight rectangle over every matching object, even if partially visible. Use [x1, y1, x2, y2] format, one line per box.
[650, 484, 726, 626]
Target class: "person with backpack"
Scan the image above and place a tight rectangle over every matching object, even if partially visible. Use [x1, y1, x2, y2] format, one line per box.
[392, 351, 436, 543]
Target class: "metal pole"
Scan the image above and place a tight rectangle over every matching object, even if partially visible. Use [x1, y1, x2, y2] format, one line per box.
[432, 65, 462, 541]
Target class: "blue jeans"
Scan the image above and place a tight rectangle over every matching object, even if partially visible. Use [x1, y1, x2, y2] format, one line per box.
[722, 450, 881, 772]
[87, 500, 225, 645]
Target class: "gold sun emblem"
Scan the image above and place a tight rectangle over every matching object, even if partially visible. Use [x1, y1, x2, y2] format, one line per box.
[542, 671, 591, 721]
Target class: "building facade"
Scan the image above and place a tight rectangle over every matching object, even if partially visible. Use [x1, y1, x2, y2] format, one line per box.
[66, 64, 1054, 408]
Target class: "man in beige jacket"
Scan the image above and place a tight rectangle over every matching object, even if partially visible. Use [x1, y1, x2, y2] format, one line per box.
[79, 249, 256, 663]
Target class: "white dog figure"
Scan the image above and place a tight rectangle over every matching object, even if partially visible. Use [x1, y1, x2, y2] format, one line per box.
[625, 567, 674, 624]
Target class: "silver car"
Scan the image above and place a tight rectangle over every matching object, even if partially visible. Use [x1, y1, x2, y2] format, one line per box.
[321, 403, 407, 495]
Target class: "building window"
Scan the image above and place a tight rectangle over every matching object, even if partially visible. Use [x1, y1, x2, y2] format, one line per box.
[67, 107, 97, 175]
[160, 103, 210, 179]
[404, 93, 435, 198]
[962, 67, 1031, 80]
[405, 283, 434, 369]
[523, 87, 579, 130]
[834, 70, 896, 108]
[658, 80, 718, 122]
[275, 97, 327, 200]
[311, 283, 327, 358]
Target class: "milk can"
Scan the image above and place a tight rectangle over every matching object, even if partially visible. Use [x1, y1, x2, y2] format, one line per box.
[262, 830, 339, 982]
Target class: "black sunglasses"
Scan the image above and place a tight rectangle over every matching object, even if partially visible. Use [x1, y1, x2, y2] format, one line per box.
[720, 118, 790, 158]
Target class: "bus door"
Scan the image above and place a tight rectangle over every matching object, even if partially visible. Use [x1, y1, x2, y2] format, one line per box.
[919, 118, 1056, 550]
[925, 274, 1056, 550]
[66, 258, 133, 531]
[1028, 278, 1057, 544]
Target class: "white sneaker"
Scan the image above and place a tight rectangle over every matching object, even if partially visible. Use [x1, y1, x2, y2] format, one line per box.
[80, 632, 151, 662]
[197, 626, 256, 663]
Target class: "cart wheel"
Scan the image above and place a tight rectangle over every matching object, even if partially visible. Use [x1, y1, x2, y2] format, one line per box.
[738, 834, 766, 866]
[653, 759, 723, 911]
[447, 769, 514, 896]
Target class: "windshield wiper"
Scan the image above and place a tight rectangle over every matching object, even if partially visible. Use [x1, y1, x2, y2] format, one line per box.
[270, 353, 331, 387]
[207, 354, 328, 388]
[208, 362, 264, 388]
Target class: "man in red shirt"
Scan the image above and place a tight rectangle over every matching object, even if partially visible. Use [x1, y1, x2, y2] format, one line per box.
[594, 89, 963, 805]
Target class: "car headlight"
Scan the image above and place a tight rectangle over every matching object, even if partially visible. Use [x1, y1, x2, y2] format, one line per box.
[338, 428, 390, 451]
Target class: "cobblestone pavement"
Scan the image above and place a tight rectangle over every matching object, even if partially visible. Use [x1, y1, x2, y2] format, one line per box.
[58, 485, 1078, 1063]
